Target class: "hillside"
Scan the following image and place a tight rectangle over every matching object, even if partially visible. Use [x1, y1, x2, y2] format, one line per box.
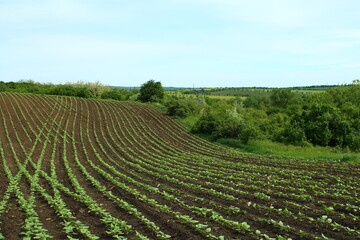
[0, 93, 359, 239]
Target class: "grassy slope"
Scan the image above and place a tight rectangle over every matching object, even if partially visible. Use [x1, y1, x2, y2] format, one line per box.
[217, 139, 360, 163]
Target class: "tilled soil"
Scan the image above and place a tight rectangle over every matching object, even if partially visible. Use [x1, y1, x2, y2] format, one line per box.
[0, 93, 359, 240]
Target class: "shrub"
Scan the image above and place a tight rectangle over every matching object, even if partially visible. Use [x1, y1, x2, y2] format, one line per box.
[48, 85, 92, 98]
[165, 98, 201, 118]
[192, 106, 255, 143]
[101, 90, 124, 101]
[138, 80, 164, 102]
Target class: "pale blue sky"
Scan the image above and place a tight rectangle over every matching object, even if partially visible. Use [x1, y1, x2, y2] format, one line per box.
[1, 0, 359, 87]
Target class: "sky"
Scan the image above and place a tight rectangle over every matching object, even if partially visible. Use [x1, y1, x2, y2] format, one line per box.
[1, 0, 360, 88]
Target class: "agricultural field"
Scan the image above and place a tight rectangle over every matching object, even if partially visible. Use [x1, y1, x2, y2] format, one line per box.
[0, 92, 359, 239]
[167, 86, 331, 99]
[166, 91, 240, 100]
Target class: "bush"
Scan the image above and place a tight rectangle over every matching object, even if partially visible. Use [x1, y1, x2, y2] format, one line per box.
[277, 122, 308, 146]
[0, 83, 6, 92]
[165, 97, 201, 118]
[270, 89, 295, 108]
[48, 85, 92, 98]
[138, 80, 164, 102]
[244, 95, 270, 109]
[345, 132, 360, 151]
[192, 106, 255, 143]
[101, 90, 124, 101]
[72, 80, 110, 98]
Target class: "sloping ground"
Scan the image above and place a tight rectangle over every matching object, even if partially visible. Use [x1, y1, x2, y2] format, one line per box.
[0, 92, 359, 240]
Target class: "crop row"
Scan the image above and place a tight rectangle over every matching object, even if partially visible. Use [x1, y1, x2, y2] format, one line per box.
[0, 93, 359, 239]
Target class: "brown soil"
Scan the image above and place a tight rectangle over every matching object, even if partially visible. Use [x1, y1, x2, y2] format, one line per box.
[0, 93, 359, 240]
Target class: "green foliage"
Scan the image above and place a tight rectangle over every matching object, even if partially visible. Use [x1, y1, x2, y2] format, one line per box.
[169, 84, 360, 152]
[270, 89, 295, 108]
[165, 97, 206, 118]
[306, 105, 344, 146]
[48, 85, 93, 98]
[139, 80, 164, 102]
[166, 99, 195, 117]
[0, 83, 6, 92]
[277, 85, 360, 150]
[262, 112, 289, 140]
[243, 95, 270, 109]
[192, 104, 255, 143]
[176, 115, 201, 130]
[101, 89, 130, 101]
[0, 80, 141, 101]
[0, 80, 49, 94]
[217, 139, 360, 162]
[72, 80, 110, 98]
[277, 121, 308, 146]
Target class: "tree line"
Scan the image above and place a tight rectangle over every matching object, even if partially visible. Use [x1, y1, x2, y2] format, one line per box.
[0, 80, 137, 101]
[164, 81, 360, 151]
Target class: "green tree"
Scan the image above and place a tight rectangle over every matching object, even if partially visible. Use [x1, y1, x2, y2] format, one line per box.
[48, 85, 92, 98]
[71, 80, 110, 98]
[270, 89, 295, 108]
[277, 121, 308, 146]
[138, 80, 164, 102]
[0, 82, 6, 92]
[244, 95, 270, 109]
[165, 96, 206, 118]
[101, 89, 126, 101]
[165, 98, 196, 117]
[192, 103, 255, 143]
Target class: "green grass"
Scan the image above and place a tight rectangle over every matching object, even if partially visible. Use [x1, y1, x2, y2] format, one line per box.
[146, 102, 168, 112]
[176, 115, 200, 131]
[216, 139, 360, 163]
